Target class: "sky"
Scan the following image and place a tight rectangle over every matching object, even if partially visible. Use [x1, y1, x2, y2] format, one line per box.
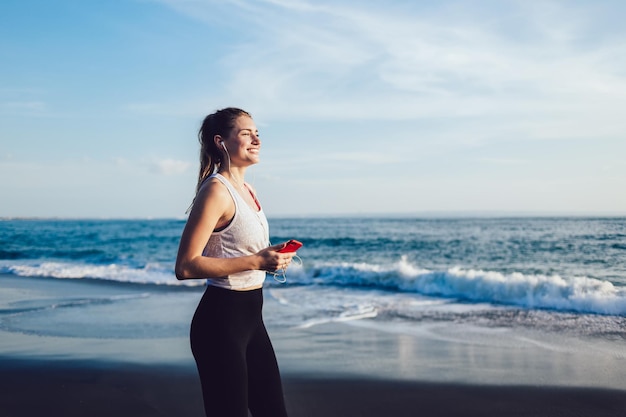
[1, 0, 625, 218]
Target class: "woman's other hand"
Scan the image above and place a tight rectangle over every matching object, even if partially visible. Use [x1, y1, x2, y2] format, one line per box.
[256, 243, 295, 272]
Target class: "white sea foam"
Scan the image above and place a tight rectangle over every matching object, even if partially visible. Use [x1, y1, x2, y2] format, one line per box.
[0, 261, 202, 287]
[283, 256, 626, 316]
[295, 305, 378, 329]
[3, 257, 625, 315]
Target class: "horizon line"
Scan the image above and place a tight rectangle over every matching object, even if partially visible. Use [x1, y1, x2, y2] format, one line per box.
[2, 210, 626, 221]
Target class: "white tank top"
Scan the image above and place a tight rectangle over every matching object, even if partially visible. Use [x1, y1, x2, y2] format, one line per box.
[202, 173, 270, 290]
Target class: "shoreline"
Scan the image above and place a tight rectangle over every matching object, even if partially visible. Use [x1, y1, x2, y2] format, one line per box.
[2, 274, 626, 416]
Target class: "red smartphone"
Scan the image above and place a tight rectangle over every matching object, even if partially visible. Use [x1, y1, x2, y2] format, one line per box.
[278, 239, 303, 253]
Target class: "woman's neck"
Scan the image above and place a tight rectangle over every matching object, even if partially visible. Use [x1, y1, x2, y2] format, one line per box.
[219, 167, 247, 188]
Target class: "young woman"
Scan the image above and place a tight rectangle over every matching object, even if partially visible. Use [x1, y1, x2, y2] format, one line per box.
[175, 108, 294, 417]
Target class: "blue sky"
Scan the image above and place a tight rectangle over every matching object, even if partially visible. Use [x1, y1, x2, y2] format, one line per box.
[1, 0, 625, 218]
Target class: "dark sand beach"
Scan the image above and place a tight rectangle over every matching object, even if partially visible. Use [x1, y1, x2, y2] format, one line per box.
[1, 274, 625, 416]
[2, 359, 625, 417]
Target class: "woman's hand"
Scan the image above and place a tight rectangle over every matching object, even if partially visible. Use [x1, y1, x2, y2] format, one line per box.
[256, 243, 296, 272]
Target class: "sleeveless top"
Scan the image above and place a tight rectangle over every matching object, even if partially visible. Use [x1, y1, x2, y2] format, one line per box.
[202, 173, 270, 290]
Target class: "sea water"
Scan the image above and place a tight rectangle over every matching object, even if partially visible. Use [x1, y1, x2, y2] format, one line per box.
[1, 217, 625, 341]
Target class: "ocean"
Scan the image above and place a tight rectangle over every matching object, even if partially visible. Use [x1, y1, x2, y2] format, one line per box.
[1, 217, 625, 341]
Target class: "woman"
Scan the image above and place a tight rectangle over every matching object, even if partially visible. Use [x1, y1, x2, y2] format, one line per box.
[175, 107, 294, 417]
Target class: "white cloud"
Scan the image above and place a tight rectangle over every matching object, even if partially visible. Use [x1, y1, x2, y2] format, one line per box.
[149, 0, 626, 143]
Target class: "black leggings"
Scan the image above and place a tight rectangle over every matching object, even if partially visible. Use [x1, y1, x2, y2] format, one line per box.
[190, 285, 288, 417]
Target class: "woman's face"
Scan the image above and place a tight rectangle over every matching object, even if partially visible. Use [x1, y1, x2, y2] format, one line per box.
[224, 115, 261, 167]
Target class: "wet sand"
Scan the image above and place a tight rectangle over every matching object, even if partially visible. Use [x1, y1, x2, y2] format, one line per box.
[1, 274, 625, 416]
[1, 358, 625, 417]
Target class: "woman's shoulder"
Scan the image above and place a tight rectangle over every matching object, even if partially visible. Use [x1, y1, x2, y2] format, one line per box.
[196, 176, 232, 205]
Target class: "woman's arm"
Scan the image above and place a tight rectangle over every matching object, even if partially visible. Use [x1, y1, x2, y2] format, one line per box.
[175, 180, 290, 280]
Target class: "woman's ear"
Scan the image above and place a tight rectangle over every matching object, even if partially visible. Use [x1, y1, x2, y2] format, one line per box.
[214, 135, 228, 153]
